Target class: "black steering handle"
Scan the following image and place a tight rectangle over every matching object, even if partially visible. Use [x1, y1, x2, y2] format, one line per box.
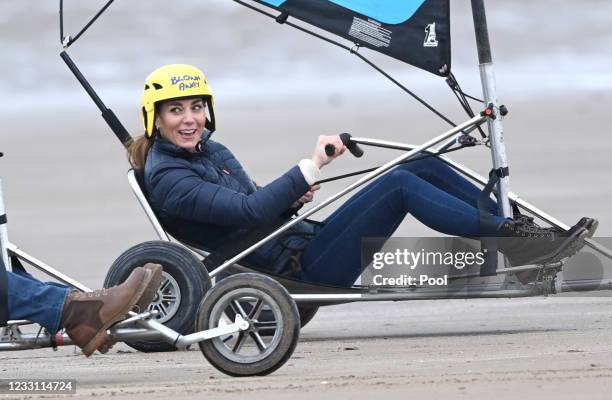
[324, 133, 364, 158]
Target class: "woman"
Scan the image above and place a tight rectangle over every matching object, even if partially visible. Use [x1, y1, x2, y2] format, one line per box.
[129, 64, 593, 288]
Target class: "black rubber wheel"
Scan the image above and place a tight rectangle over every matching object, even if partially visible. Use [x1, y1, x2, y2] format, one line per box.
[206, 266, 318, 328]
[195, 273, 300, 376]
[104, 241, 211, 352]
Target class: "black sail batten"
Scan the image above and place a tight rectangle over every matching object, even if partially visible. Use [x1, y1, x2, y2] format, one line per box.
[250, 0, 451, 76]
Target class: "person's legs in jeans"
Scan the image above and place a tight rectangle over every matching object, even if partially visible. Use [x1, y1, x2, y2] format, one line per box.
[300, 165, 505, 287]
[10, 262, 70, 289]
[6, 271, 69, 333]
[399, 157, 498, 214]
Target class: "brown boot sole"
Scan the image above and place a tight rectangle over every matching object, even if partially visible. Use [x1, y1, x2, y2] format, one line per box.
[134, 264, 163, 313]
[97, 342, 114, 354]
[81, 268, 159, 356]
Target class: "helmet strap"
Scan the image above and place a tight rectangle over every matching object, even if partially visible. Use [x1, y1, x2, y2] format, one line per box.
[150, 126, 160, 140]
[204, 97, 216, 132]
[196, 129, 214, 152]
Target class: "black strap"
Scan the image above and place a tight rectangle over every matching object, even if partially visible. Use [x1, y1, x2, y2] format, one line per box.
[0, 214, 6, 224]
[275, 11, 288, 24]
[0, 257, 9, 326]
[492, 166, 510, 178]
[281, 201, 303, 219]
[477, 168, 506, 276]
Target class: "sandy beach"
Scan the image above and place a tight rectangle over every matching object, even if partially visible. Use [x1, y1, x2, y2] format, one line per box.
[1, 0, 611, 398]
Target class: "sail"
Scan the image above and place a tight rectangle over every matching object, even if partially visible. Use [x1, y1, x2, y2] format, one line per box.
[251, 0, 451, 76]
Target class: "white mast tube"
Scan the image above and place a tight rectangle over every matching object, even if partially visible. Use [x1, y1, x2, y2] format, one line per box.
[471, 0, 512, 218]
[0, 179, 11, 271]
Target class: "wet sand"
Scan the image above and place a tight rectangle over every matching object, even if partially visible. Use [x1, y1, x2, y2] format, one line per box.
[4, 298, 612, 399]
[1, 0, 612, 398]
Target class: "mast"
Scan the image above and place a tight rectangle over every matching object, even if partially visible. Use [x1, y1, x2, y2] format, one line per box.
[471, 0, 512, 218]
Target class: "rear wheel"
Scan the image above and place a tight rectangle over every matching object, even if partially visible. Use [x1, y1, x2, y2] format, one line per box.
[105, 241, 210, 352]
[224, 303, 318, 336]
[196, 273, 300, 376]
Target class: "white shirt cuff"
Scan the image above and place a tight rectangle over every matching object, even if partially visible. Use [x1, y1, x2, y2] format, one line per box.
[298, 159, 321, 185]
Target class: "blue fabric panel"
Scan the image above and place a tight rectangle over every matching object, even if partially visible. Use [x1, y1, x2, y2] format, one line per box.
[252, 0, 451, 77]
[259, 0, 426, 24]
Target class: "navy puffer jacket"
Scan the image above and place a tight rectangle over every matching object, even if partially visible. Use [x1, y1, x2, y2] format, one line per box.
[144, 136, 318, 274]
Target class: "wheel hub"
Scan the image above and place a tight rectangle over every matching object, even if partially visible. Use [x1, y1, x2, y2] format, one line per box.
[147, 271, 181, 324]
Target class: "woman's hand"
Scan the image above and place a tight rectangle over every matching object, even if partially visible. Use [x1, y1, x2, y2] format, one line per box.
[311, 135, 346, 169]
[298, 184, 321, 204]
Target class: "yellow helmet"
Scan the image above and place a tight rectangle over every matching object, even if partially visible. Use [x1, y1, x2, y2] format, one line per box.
[141, 64, 216, 138]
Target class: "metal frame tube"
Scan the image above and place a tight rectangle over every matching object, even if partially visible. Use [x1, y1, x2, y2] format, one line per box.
[106, 328, 165, 343]
[291, 283, 543, 302]
[60, 51, 133, 147]
[127, 170, 170, 241]
[0, 332, 72, 351]
[7, 242, 91, 292]
[471, 0, 512, 219]
[0, 179, 11, 271]
[290, 276, 612, 302]
[175, 315, 248, 348]
[130, 317, 181, 344]
[3, 319, 31, 326]
[208, 114, 487, 278]
[60, 51, 107, 112]
[561, 278, 612, 293]
[1, 317, 246, 352]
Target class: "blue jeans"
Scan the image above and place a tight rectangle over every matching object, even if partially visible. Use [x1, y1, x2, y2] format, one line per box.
[6, 269, 69, 333]
[300, 157, 505, 287]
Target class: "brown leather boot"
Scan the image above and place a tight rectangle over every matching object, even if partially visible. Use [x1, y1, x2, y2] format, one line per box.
[60, 266, 158, 356]
[134, 263, 163, 313]
[97, 263, 163, 354]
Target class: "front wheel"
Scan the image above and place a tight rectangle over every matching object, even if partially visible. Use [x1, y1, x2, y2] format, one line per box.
[105, 241, 211, 352]
[196, 273, 300, 376]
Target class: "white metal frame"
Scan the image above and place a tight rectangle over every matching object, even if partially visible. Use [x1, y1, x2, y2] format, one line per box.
[0, 178, 248, 351]
[123, 112, 612, 304]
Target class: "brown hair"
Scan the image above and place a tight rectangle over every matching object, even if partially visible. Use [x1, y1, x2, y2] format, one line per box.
[127, 134, 153, 170]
